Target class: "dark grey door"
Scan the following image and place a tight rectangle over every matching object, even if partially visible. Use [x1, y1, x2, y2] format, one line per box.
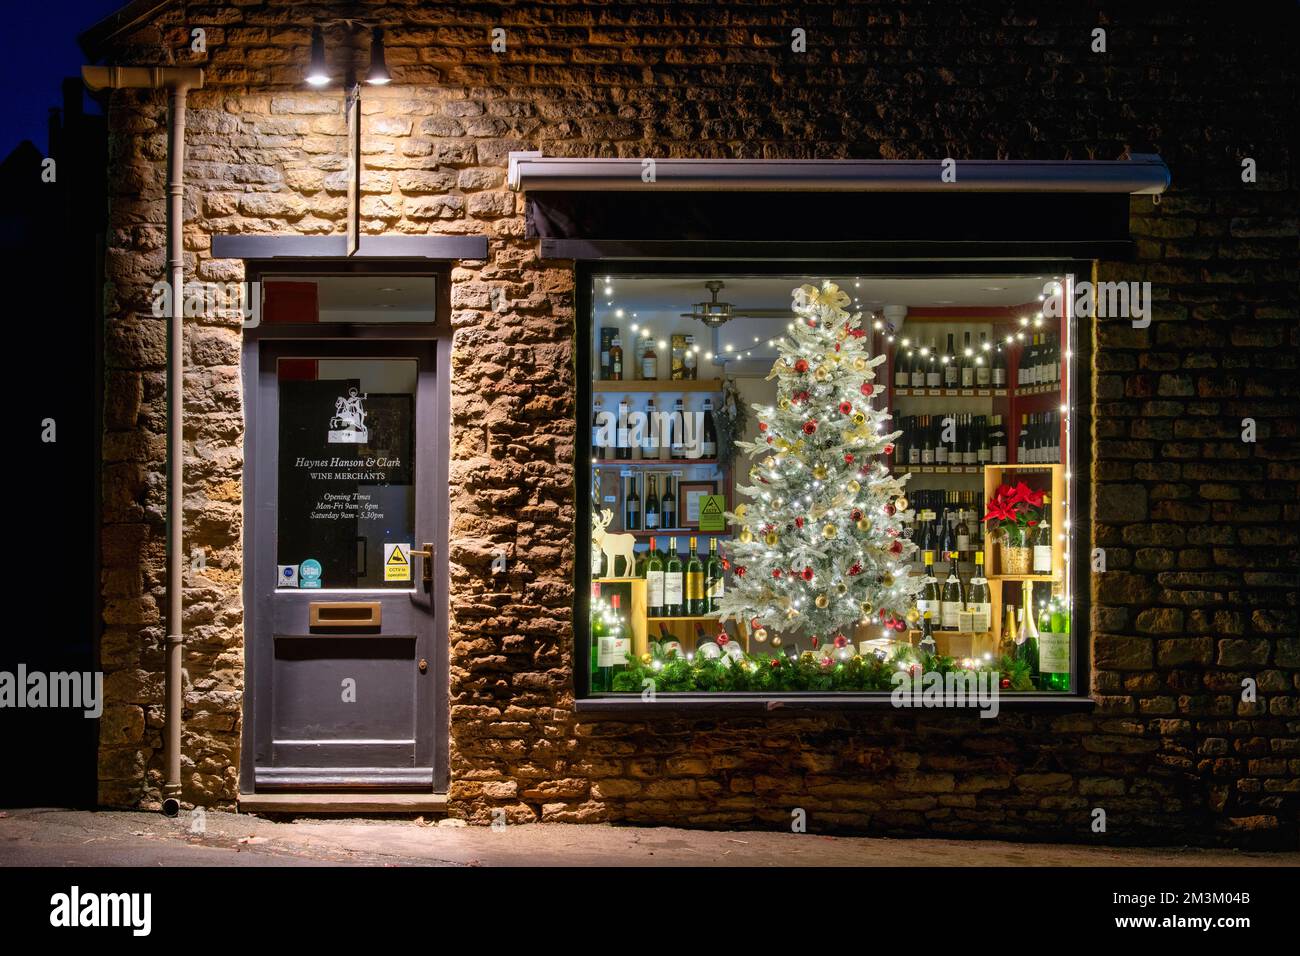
[248, 340, 443, 790]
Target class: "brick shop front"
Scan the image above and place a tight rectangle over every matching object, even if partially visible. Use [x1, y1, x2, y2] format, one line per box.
[84, 1, 1296, 846]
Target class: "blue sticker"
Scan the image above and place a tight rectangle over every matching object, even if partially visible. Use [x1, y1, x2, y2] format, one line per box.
[299, 559, 322, 589]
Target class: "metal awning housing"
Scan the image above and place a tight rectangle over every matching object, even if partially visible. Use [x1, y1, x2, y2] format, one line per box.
[508, 152, 1170, 195]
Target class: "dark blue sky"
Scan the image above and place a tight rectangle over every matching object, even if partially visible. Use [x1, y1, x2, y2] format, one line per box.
[0, 0, 125, 157]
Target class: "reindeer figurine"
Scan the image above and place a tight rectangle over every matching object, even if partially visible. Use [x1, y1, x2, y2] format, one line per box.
[593, 508, 637, 578]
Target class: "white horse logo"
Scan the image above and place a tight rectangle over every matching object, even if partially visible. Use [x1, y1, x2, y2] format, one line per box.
[328, 387, 369, 443]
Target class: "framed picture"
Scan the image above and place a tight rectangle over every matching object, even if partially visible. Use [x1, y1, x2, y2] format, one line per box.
[678, 480, 718, 528]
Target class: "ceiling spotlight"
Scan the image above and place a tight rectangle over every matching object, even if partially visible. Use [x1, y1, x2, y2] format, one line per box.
[306, 27, 330, 86]
[366, 28, 391, 85]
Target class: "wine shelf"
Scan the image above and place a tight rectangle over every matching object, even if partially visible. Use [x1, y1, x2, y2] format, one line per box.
[629, 530, 731, 539]
[1012, 383, 1061, 397]
[896, 464, 986, 474]
[595, 458, 719, 467]
[594, 378, 721, 393]
[988, 573, 1059, 582]
[893, 387, 1007, 398]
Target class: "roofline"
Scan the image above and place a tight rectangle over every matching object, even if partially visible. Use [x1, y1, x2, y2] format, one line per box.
[78, 0, 174, 61]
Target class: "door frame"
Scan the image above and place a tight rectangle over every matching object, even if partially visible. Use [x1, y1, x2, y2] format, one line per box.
[238, 262, 451, 795]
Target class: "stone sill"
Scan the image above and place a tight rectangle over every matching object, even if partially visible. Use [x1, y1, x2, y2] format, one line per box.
[575, 693, 1098, 714]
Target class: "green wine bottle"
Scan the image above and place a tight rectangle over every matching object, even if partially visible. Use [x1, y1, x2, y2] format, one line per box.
[663, 537, 683, 617]
[705, 537, 725, 612]
[685, 535, 705, 616]
[645, 536, 664, 619]
[1038, 595, 1070, 691]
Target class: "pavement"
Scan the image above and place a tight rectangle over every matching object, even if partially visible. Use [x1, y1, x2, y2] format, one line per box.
[1, 808, 1297, 866]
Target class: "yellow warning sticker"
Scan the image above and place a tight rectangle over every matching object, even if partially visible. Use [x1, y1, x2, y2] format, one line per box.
[383, 543, 411, 582]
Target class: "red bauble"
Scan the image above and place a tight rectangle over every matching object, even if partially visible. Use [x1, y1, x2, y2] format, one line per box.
[770, 658, 781, 668]
[860, 382, 874, 396]
[766, 436, 774, 444]
[802, 420, 818, 435]
[848, 562, 863, 576]
[893, 619, 906, 633]
[834, 343, 841, 352]
[735, 566, 746, 577]
[811, 636, 820, 649]
[1000, 678, 1011, 689]
[716, 633, 728, 646]
[839, 401, 853, 415]
[889, 539, 903, 555]
[884, 504, 896, 516]
[851, 508, 863, 521]
[794, 358, 809, 373]
[721, 558, 731, 570]
[849, 328, 866, 338]
[795, 516, 804, 529]
[834, 634, 847, 648]
[758, 421, 768, 432]
[801, 566, 814, 581]
[883, 443, 895, 455]
[820, 656, 834, 668]
[750, 617, 761, 630]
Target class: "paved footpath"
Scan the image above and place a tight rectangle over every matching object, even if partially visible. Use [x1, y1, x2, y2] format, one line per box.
[1, 808, 1295, 867]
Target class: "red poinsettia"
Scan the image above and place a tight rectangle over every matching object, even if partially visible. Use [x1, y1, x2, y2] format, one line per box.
[983, 481, 1046, 532]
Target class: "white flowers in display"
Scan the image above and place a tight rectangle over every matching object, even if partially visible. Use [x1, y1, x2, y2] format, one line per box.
[717, 281, 923, 642]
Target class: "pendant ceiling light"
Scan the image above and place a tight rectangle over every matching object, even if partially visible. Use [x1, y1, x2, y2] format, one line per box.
[305, 26, 329, 86]
[366, 27, 391, 85]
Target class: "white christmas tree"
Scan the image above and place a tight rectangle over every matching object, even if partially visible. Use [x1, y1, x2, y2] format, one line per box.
[717, 281, 922, 647]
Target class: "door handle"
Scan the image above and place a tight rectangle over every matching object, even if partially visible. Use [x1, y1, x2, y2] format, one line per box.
[409, 543, 434, 594]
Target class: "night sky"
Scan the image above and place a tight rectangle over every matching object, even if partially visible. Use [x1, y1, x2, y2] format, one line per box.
[0, 0, 124, 158]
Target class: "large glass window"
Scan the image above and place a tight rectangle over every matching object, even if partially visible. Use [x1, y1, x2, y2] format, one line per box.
[585, 272, 1079, 699]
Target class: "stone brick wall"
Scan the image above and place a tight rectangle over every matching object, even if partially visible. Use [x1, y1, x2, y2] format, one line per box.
[95, 1, 1296, 846]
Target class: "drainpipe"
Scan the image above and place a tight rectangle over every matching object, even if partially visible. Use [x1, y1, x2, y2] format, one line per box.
[83, 65, 204, 817]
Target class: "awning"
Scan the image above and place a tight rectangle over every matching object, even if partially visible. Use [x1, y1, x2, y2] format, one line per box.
[513, 152, 1168, 262]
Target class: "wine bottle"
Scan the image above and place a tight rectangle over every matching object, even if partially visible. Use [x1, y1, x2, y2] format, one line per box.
[641, 338, 658, 380]
[590, 583, 606, 690]
[662, 476, 677, 529]
[644, 474, 660, 531]
[926, 340, 941, 388]
[701, 398, 718, 459]
[975, 332, 991, 387]
[940, 551, 964, 631]
[685, 536, 705, 616]
[663, 537, 683, 616]
[990, 414, 1007, 464]
[1015, 605, 1040, 685]
[992, 344, 1007, 388]
[934, 415, 948, 465]
[943, 333, 959, 388]
[642, 399, 658, 458]
[645, 536, 664, 618]
[917, 550, 940, 619]
[706, 537, 724, 612]
[609, 337, 623, 381]
[910, 348, 926, 388]
[895, 348, 911, 389]
[1017, 413, 1029, 463]
[1038, 598, 1070, 691]
[615, 399, 630, 460]
[657, 622, 684, 658]
[956, 507, 971, 553]
[624, 474, 640, 531]
[919, 611, 937, 656]
[670, 399, 685, 459]
[967, 552, 991, 632]
[1033, 493, 1053, 573]
[960, 331, 975, 388]
[595, 594, 629, 690]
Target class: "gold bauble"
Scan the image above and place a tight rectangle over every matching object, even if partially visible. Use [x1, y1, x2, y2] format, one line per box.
[836, 582, 848, 595]
[777, 397, 791, 411]
[829, 352, 842, 364]
[906, 607, 920, 624]
[785, 608, 800, 621]
[771, 636, 782, 647]
[814, 365, 830, 382]
[641, 653, 653, 665]
[754, 627, 768, 643]
[821, 523, 837, 540]
[774, 498, 785, 508]
[882, 573, 895, 587]
[853, 357, 868, 372]
[860, 600, 874, 615]
[851, 412, 867, 427]
[739, 527, 753, 543]
[895, 496, 909, 512]
[857, 517, 873, 532]
[812, 464, 828, 480]
[765, 531, 780, 546]
[847, 479, 861, 494]
[735, 504, 748, 519]
[815, 594, 829, 609]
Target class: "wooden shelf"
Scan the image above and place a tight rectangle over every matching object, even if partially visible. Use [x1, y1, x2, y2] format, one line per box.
[989, 573, 1059, 582]
[594, 378, 721, 393]
[1012, 383, 1061, 397]
[652, 615, 722, 622]
[895, 464, 986, 475]
[894, 387, 1007, 398]
[630, 529, 731, 539]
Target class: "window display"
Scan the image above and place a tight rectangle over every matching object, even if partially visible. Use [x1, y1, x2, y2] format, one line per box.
[585, 273, 1077, 698]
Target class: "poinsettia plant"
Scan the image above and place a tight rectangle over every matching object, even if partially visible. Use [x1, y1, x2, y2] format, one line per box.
[983, 481, 1045, 539]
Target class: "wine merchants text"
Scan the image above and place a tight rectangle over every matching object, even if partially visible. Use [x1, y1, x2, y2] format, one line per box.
[0, 665, 102, 718]
[890, 667, 1000, 718]
[50, 886, 151, 936]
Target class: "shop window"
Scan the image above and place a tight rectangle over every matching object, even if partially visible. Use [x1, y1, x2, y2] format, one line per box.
[583, 271, 1082, 700]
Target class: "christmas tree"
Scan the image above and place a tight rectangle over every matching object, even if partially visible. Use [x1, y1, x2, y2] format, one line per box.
[717, 281, 922, 647]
